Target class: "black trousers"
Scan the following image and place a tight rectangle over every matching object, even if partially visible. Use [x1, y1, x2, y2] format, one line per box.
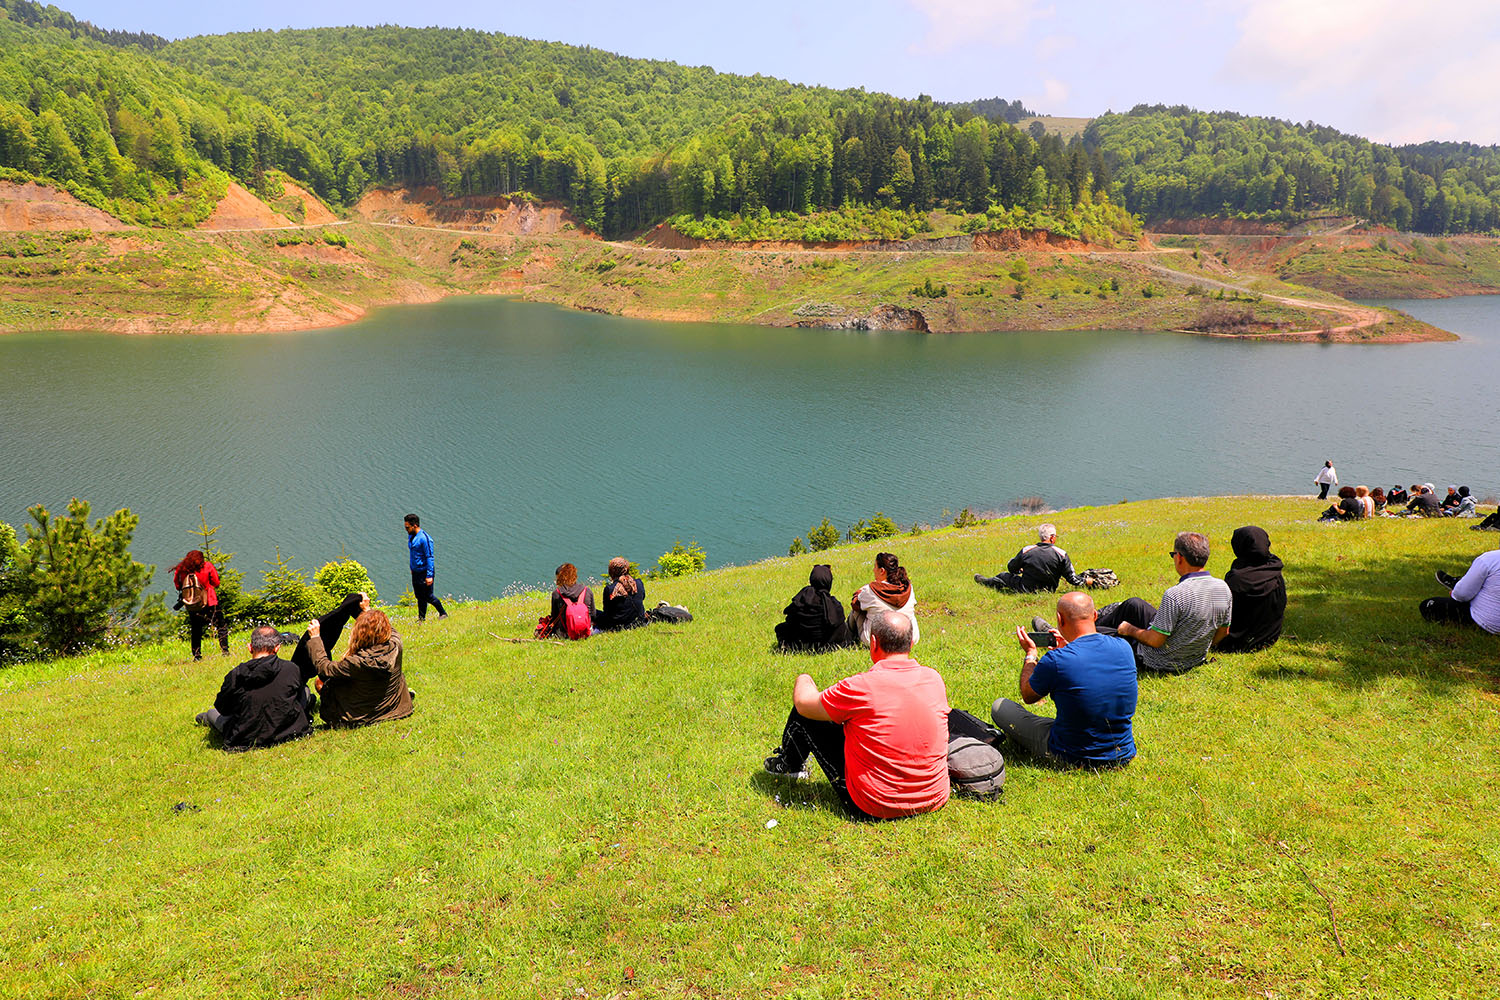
[412, 571, 447, 620]
[1420, 596, 1476, 627]
[188, 604, 229, 659]
[290, 592, 366, 682]
[976, 571, 1033, 592]
[1094, 597, 1158, 667]
[1318, 483, 1331, 499]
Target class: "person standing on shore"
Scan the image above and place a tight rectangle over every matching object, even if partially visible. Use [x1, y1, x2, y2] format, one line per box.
[404, 514, 448, 621]
[1313, 461, 1338, 500]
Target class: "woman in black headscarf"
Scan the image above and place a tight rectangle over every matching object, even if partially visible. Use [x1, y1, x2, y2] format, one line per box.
[1218, 526, 1286, 654]
[776, 564, 854, 651]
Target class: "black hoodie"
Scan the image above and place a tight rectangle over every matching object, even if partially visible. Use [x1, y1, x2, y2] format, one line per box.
[777, 564, 854, 650]
[1219, 526, 1286, 654]
[212, 653, 314, 750]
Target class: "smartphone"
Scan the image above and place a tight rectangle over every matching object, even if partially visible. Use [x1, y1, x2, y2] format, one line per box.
[1026, 630, 1058, 648]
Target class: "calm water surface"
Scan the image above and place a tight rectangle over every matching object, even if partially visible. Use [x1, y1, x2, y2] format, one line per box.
[1, 295, 1495, 601]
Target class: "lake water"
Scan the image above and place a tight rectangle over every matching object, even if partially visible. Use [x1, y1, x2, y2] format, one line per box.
[1, 295, 1495, 602]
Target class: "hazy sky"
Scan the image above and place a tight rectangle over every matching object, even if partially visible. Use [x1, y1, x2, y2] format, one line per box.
[57, 0, 1500, 145]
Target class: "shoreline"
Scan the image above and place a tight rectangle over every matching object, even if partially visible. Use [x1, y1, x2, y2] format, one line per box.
[0, 221, 1460, 342]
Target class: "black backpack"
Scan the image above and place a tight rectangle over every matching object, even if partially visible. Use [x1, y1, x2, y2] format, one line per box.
[647, 602, 693, 624]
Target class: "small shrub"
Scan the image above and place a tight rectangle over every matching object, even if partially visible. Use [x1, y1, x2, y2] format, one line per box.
[952, 507, 984, 529]
[788, 537, 808, 556]
[1015, 496, 1049, 514]
[807, 519, 841, 552]
[321, 229, 348, 248]
[846, 512, 900, 542]
[313, 558, 378, 606]
[655, 541, 706, 578]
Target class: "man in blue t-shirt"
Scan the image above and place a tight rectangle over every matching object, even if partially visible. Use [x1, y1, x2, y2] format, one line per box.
[404, 513, 448, 621]
[991, 591, 1137, 767]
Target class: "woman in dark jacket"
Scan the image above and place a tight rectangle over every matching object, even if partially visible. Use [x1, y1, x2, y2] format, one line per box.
[1218, 526, 1286, 654]
[594, 556, 647, 631]
[776, 564, 855, 651]
[172, 549, 229, 660]
[306, 607, 413, 727]
[543, 563, 595, 638]
[1319, 486, 1364, 521]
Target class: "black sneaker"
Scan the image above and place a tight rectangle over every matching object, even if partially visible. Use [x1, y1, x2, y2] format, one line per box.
[763, 750, 809, 780]
[1436, 570, 1459, 588]
[1030, 615, 1053, 634]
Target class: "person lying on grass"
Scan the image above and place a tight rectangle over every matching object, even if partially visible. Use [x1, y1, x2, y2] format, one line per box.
[1090, 531, 1232, 675]
[306, 607, 413, 728]
[992, 591, 1136, 769]
[764, 611, 950, 820]
[1424, 547, 1500, 634]
[196, 625, 313, 751]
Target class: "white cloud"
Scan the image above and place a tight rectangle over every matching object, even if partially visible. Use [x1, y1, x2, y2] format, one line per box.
[1034, 32, 1074, 61]
[906, 0, 1055, 55]
[1226, 0, 1500, 142]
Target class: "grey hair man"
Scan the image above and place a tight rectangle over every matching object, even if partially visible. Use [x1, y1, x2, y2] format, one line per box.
[975, 522, 1086, 594]
[763, 611, 952, 821]
[195, 625, 314, 750]
[1090, 531, 1232, 674]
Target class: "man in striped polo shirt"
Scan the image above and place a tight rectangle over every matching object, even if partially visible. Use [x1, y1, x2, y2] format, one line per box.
[1093, 531, 1233, 674]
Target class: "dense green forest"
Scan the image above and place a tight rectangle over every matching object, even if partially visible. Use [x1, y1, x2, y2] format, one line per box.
[0, 3, 330, 224]
[1086, 106, 1500, 233]
[0, 6, 1115, 235]
[157, 26, 1112, 235]
[5, 3, 1500, 236]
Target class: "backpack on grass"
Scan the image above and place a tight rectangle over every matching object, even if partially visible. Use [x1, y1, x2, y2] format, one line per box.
[1081, 567, 1119, 590]
[179, 572, 208, 610]
[946, 707, 1006, 799]
[562, 593, 592, 639]
[647, 602, 693, 624]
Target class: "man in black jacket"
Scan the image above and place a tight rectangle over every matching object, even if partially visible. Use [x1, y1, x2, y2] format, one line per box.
[196, 626, 314, 750]
[975, 524, 1086, 594]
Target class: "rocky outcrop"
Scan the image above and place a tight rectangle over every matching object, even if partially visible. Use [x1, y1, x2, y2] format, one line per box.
[796, 304, 929, 332]
[0, 181, 127, 231]
[354, 186, 592, 236]
[971, 229, 1090, 251]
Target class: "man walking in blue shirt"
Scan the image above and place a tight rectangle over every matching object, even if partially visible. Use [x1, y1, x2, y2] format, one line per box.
[404, 514, 448, 621]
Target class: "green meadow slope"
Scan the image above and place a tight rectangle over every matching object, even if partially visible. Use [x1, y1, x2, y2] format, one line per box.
[3, 496, 1499, 998]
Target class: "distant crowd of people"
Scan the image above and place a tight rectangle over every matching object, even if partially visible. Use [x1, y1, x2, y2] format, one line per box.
[1312, 461, 1493, 523]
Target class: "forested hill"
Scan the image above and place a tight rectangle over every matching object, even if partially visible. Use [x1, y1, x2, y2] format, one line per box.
[0, 9, 328, 225]
[1085, 105, 1500, 233]
[7, 6, 1500, 239]
[156, 27, 1116, 237]
[0, 8, 1122, 238]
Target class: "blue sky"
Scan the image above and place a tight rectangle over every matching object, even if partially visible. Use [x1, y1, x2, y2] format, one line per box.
[57, 0, 1500, 145]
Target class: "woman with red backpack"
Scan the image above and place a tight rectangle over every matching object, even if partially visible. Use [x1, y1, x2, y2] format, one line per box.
[172, 549, 230, 661]
[541, 563, 596, 639]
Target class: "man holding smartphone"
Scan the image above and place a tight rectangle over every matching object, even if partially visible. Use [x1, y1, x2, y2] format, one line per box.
[990, 591, 1137, 768]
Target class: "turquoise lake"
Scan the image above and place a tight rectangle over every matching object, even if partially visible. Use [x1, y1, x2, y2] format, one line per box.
[1, 294, 1495, 601]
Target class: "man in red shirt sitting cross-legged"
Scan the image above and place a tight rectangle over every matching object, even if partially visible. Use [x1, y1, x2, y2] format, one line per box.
[763, 611, 951, 820]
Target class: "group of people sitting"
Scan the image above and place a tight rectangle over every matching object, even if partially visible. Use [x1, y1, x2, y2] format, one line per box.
[195, 590, 414, 751]
[1321, 482, 1486, 521]
[774, 551, 919, 652]
[765, 526, 1289, 819]
[538, 558, 650, 638]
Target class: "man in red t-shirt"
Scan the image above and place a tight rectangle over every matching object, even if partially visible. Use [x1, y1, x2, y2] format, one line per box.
[764, 611, 950, 820]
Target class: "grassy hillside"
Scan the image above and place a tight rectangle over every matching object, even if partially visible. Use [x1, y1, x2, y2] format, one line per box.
[4, 497, 1498, 998]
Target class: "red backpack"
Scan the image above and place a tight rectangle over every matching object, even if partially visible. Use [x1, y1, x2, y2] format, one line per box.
[562, 592, 591, 640]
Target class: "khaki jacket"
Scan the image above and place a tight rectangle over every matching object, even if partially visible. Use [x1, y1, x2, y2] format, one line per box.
[307, 632, 413, 727]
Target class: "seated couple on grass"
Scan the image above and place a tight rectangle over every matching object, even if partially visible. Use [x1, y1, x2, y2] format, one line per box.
[539, 559, 648, 639]
[195, 593, 413, 750]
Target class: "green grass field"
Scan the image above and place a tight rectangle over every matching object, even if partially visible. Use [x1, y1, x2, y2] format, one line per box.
[4, 497, 1499, 998]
